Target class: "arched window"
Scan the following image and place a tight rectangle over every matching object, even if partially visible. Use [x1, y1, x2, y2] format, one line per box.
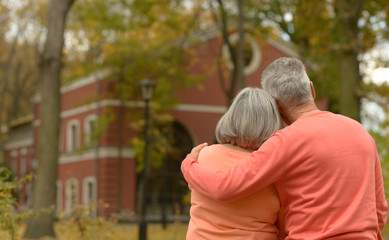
[83, 176, 97, 216]
[66, 119, 80, 152]
[222, 32, 262, 76]
[65, 178, 79, 215]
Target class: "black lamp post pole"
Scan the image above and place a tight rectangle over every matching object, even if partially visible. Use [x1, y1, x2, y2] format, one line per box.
[139, 98, 150, 240]
[138, 78, 154, 240]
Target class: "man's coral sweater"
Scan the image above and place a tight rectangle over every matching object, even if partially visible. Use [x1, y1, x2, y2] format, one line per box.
[182, 111, 388, 240]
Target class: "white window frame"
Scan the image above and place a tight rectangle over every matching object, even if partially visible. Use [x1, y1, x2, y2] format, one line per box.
[66, 119, 80, 152]
[83, 114, 97, 147]
[83, 176, 97, 216]
[65, 178, 79, 215]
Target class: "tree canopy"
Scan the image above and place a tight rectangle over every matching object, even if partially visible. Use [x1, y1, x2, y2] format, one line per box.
[0, 0, 389, 221]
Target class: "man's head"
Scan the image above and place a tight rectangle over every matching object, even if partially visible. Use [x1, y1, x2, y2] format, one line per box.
[261, 57, 314, 110]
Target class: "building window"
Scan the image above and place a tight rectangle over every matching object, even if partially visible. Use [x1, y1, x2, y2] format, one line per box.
[84, 115, 97, 147]
[83, 176, 97, 216]
[20, 148, 27, 177]
[10, 150, 18, 175]
[66, 119, 80, 152]
[65, 178, 79, 215]
[71, 125, 77, 149]
[26, 182, 32, 208]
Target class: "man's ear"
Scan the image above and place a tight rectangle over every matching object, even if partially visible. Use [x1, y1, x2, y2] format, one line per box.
[310, 81, 316, 99]
[275, 100, 285, 116]
[275, 100, 289, 126]
[275, 99, 282, 112]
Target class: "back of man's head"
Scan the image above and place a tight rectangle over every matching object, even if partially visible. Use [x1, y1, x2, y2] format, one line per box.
[261, 57, 313, 109]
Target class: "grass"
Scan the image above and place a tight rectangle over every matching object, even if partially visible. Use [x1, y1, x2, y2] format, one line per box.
[1, 219, 388, 240]
[384, 224, 389, 239]
[0, 222, 188, 240]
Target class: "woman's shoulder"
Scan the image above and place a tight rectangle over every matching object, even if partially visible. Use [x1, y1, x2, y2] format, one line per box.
[198, 144, 224, 156]
[198, 144, 249, 169]
[201, 144, 250, 154]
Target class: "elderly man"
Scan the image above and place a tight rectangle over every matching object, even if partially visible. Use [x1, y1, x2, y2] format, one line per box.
[181, 57, 388, 240]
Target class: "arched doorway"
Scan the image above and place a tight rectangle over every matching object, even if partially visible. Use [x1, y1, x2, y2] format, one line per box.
[141, 119, 194, 221]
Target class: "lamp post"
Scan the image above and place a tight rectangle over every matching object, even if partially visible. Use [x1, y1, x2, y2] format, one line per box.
[138, 78, 155, 240]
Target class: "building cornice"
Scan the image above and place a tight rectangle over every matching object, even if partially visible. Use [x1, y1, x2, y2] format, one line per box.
[4, 137, 33, 150]
[173, 103, 226, 113]
[61, 69, 111, 94]
[59, 146, 134, 164]
[32, 69, 111, 103]
[33, 99, 226, 126]
[177, 23, 298, 57]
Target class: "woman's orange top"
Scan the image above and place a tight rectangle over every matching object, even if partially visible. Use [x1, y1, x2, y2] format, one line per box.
[186, 144, 284, 240]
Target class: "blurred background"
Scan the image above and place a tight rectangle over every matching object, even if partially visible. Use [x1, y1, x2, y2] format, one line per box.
[0, 0, 389, 239]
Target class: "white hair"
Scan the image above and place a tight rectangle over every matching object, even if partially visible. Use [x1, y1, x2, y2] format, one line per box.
[215, 87, 281, 150]
[261, 57, 313, 108]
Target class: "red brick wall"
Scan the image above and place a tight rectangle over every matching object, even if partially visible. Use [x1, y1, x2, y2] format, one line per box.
[28, 33, 307, 218]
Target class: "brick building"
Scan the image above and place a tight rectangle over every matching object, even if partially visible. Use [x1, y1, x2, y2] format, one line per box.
[3, 26, 326, 217]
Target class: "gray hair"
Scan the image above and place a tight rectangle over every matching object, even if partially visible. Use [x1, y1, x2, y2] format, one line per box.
[216, 87, 281, 150]
[261, 57, 313, 108]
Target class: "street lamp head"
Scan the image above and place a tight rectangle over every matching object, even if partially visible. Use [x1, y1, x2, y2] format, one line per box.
[140, 78, 155, 101]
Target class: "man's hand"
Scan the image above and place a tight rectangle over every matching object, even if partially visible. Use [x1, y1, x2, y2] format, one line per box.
[181, 143, 208, 181]
[186, 143, 208, 159]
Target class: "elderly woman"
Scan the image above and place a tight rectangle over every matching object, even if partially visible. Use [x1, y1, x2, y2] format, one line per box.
[186, 87, 285, 240]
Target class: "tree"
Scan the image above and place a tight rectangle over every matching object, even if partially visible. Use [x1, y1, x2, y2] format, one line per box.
[236, 0, 246, 90]
[207, 0, 248, 106]
[244, 0, 389, 122]
[0, 0, 43, 151]
[334, 0, 363, 121]
[24, 0, 75, 238]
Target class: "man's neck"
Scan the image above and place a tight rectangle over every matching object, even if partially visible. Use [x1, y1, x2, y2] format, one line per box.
[281, 101, 321, 125]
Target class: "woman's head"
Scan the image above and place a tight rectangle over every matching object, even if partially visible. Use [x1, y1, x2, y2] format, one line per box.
[261, 57, 313, 109]
[216, 87, 281, 151]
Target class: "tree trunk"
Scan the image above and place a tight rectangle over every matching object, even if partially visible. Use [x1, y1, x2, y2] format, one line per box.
[215, 0, 246, 106]
[24, 0, 75, 238]
[335, 0, 362, 121]
[237, 0, 245, 90]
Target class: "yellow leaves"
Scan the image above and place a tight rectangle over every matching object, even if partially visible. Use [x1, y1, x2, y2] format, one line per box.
[84, 19, 100, 28]
[167, 66, 177, 75]
[18, 0, 49, 26]
[0, 168, 38, 240]
[309, 36, 320, 46]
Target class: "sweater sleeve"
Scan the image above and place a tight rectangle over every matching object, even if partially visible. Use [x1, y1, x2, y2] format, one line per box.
[181, 134, 287, 201]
